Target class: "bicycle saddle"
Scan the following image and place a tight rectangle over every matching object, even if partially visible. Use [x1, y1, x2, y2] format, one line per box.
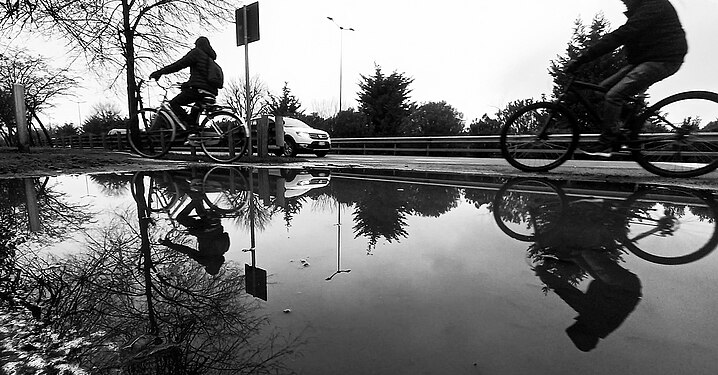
[197, 88, 216, 104]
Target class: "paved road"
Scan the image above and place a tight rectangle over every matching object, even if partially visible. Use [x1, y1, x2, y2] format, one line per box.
[267, 155, 718, 190]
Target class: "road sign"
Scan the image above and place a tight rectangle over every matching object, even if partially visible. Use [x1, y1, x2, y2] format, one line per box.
[245, 263, 267, 301]
[236, 2, 260, 46]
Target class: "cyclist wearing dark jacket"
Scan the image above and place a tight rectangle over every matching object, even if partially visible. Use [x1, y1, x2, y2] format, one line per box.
[150, 36, 218, 128]
[566, 0, 688, 155]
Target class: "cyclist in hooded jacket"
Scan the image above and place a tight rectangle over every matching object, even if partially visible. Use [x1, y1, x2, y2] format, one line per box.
[149, 36, 218, 129]
[565, 0, 688, 155]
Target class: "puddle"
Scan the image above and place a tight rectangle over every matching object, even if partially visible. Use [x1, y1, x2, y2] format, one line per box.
[2, 167, 718, 374]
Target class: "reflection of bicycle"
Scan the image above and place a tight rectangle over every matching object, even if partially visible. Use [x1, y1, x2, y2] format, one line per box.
[131, 167, 251, 218]
[493, 178, 718, 265]
[128, 79, 249, 162]
[500, 77, 718, 177]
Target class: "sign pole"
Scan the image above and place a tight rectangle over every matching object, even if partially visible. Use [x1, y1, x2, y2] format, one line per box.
[243, 5, 251, 153]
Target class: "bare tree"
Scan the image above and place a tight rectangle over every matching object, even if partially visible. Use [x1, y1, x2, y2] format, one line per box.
[221, 76, 269, 120]
[1, 0, 236, 134]
[0, 49, 78, 145]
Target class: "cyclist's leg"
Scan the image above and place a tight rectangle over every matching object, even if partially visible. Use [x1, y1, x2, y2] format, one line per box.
[603, 61, 682, 135]
[169, 88, 203, 128]
[583, 62, 682, 155]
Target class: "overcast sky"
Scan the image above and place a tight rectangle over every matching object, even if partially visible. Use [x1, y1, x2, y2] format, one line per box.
[21, 0, 718, 127]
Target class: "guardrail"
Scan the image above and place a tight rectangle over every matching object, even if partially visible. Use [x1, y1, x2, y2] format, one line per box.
[330, 134, 602, 156]
[57, 133, 716, 159]
[51, 134, 606, 157]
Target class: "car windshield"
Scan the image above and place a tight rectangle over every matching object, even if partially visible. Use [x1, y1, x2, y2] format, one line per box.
[283, 118, 311, 128]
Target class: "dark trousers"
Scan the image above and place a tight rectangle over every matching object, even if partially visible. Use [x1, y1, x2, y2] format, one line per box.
[599, 61, 682, 134]
[169, 88, 203, 128]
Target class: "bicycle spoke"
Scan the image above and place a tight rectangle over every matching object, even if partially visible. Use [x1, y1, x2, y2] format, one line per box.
[200, 111, 248, 163]
[622, 186, 718, 265]
[500, 103, 578, 172]
[129, 109, 175, 158]
[633, 91, 718, 177]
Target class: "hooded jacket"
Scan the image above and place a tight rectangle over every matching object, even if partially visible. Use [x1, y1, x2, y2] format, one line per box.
[577, 0, 687, 65]
[156, 36, 219, 95]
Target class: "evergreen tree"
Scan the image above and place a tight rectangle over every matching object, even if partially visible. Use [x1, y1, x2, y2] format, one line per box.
[549, 14, 628, 132]
[266, 82, 303, 117]
[400, 101, 464, 136]
[82, 103, 125, 135]
[357, 65, 413, 136]
[325, 109, 369, 137]
[469, 99, 537, 135]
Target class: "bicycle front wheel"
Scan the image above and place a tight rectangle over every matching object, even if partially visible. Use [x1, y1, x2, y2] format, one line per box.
[202, 166, 252, 214]
[632, 91, 718, 178]
[621, 186, 718, 265]
[500, 102, 579, 172]
[128, 108, 175, 158]
[199, 111, 248, 163]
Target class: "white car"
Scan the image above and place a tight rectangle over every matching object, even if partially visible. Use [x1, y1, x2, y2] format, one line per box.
[251, 117, 331, 157]
[107, 128, 127, 136]
[282, 169, 331, 198]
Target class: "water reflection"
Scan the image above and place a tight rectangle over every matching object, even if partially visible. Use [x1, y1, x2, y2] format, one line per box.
[493, 178, 718, 351]
[4, 170, 718, 372]
[0, 173, 300, 373]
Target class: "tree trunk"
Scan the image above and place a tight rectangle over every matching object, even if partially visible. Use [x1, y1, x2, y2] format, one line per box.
[122, 0, 140, 141]
[32, 111, 53, 147]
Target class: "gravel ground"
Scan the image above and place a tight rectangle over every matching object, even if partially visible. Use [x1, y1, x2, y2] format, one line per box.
[0, 148, 201, 179]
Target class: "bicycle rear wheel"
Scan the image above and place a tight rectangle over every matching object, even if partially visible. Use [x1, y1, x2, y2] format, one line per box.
[492, 178, 567, 242]
[632, 91, 718, 178]
[128, 109, 176, 158]
[621, 186, 718, 265]
[199, 111, 248, 163]
[500, 102, 579, 172]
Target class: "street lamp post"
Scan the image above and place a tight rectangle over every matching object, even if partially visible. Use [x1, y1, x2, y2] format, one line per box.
[327, 17, 354, 114]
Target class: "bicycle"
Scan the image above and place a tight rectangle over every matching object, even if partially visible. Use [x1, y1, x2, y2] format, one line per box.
[130, 167, 251, 217]
[499, 76, 718, 177]
[492, 177, 718, 265]
[127, 79, 249, 163]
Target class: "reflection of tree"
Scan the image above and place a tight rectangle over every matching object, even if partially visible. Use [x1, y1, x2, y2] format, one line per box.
[405, 185, 460, 217]
[232, 192, 279, 232]
[8, 203, 300, 373]
[0, 178, 93, 315]
[463, 189, 496, 211]
[90, 173, 133, 197]
[330, 177, 463, 252]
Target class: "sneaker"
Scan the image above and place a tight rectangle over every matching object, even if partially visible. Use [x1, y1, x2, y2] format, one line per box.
[581, 134, 618, 157]
[581, 141, 614, 157]
[184, 134, 200, 147]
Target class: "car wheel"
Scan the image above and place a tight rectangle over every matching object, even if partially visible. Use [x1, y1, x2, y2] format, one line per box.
[282, 137, 298, 157]
[315, 151, 328, 157]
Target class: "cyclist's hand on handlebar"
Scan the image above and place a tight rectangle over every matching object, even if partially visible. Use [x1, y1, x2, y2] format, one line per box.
[149, 71, 162, 81]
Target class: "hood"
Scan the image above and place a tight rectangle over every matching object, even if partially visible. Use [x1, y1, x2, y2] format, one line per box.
[195, 36, 217, 60]
[623, 0, 645, 16]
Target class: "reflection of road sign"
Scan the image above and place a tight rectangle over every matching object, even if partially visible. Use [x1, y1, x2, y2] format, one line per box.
[245, 264, 267, 301]
[236, 2, 260, 46]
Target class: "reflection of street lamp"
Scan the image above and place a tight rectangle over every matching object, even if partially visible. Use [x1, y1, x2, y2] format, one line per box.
[326, 200, 351, 281]
[326, 17, 355, 114]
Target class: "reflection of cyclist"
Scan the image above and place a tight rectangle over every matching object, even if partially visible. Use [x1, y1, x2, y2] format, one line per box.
[537, 251, 642, 352]
[532, 200, 642, 352]
[160, 191, 230, 275]
[565, 0, 688, 156]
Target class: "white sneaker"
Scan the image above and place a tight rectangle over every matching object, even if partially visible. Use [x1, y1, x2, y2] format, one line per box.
[184, 134, 200, 147]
